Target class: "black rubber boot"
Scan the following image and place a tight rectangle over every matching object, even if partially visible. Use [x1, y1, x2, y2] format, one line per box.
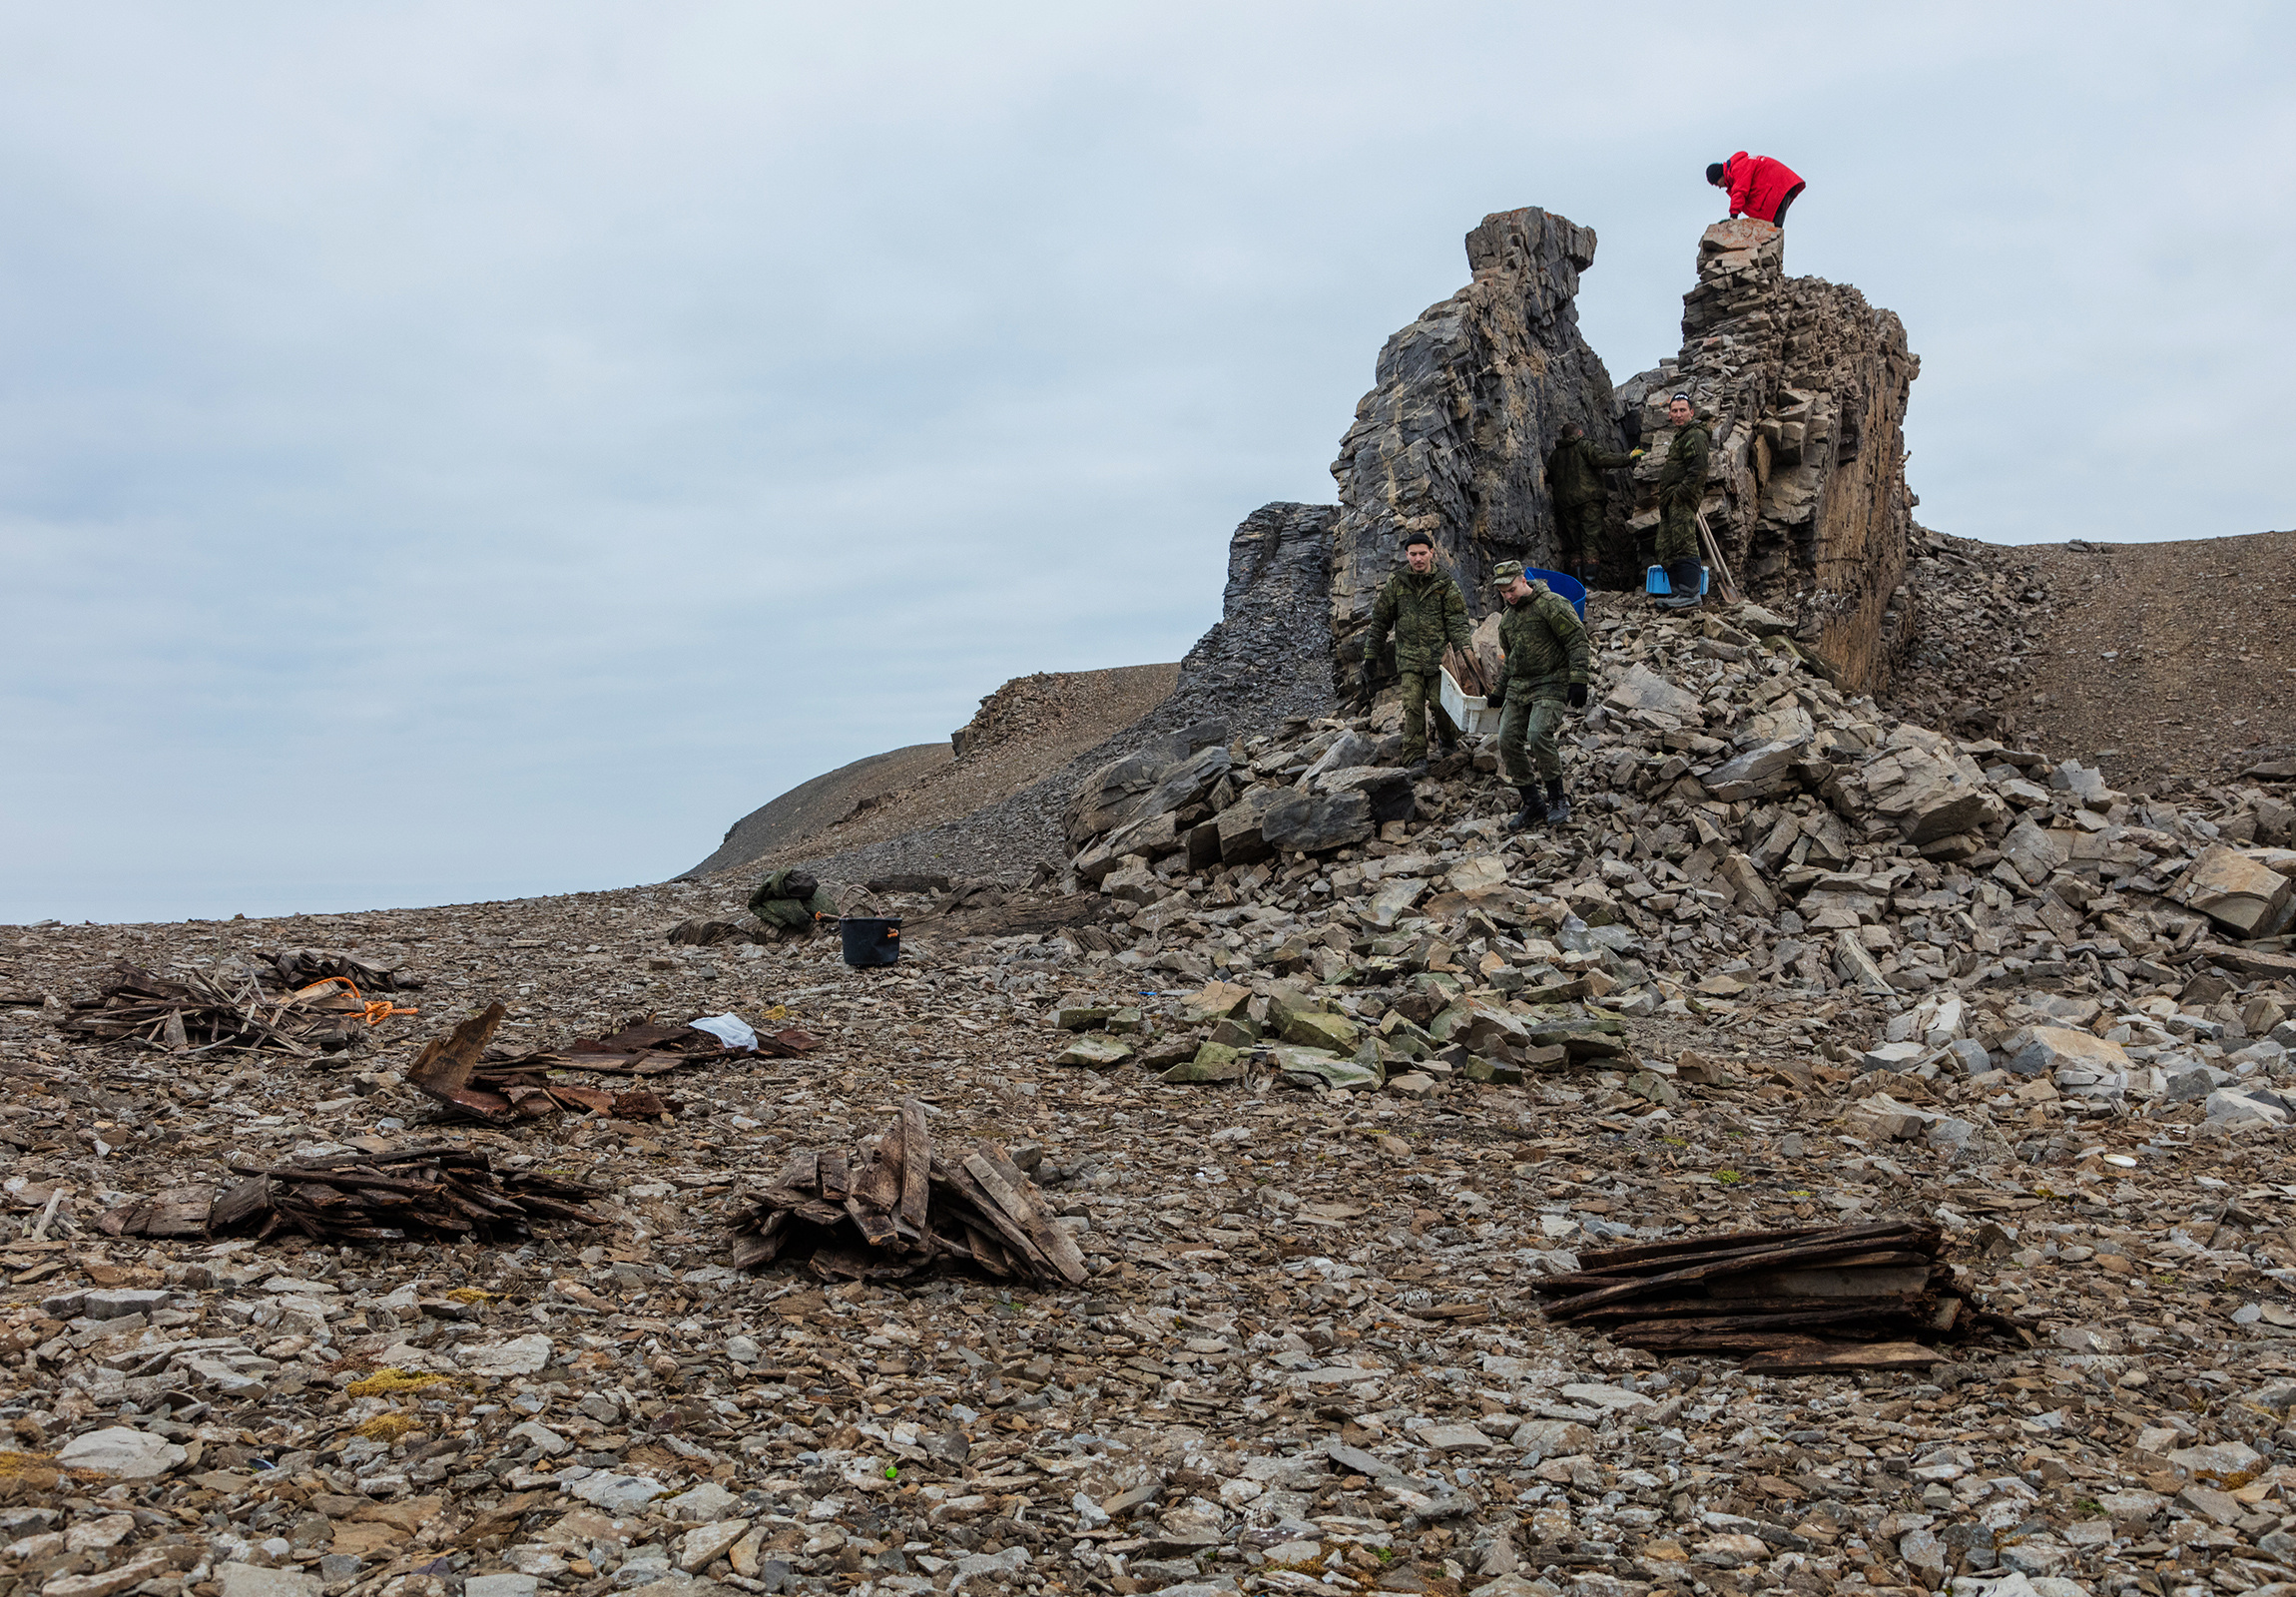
[1545, 778, 1573, 825]
[1660, 559, 1705, 609]
[1508, 785, 1548, 831]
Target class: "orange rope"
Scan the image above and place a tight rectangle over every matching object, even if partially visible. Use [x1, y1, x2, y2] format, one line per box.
[289, 976, 415, 1025]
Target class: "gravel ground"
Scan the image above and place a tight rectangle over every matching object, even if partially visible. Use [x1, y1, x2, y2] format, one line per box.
[6, 591, 2296, 1597]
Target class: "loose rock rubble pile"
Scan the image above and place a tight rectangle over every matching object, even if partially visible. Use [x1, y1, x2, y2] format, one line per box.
[6, 684, 2296, 1597]
[1884, 533, 2057, 744]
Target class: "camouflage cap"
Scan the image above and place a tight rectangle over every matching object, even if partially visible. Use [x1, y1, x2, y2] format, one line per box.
[1489, 560, 1526, 588]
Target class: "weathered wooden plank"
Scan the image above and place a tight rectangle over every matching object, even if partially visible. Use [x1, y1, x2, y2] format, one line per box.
[209, 1177, 272, 1230]
[853, 1149, 900, 1213]
[1739, 1339, 1948, 1374]
[777, 1150, 820, 1194]
[847, 1195, 900, 1250]
[1562, 1220, 1933, 1278]
[1707, 1263, 1936, 1300]
[943, 1158, 1051, 1272]
[1539, 1233, 1948, 1320]
[1574, 1293, 1933, 1323]
[969, 1145, 1089, 1286]
[407, 1002, 514, 1123]
[1610, 1305, 1934, 1341]
[897, 1099, 931, 1231]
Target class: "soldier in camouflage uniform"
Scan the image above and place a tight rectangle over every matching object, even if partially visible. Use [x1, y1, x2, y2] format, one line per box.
[1484, 560, 1590, 829]
[1544, 422, 1642, 583]
[1362, 532, 1474, 776]
[1653, 392, 1711, 610]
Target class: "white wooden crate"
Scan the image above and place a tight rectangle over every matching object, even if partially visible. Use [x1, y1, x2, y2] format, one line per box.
[1438, 667, 1500, 738]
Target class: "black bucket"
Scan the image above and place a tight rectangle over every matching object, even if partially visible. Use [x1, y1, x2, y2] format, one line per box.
[840, 917, 901, 968]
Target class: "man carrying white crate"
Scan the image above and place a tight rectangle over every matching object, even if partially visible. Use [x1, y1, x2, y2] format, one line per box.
[1485, 560, 1590, 829]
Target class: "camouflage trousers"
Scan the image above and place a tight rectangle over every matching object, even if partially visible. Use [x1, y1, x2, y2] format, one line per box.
[1498, 687, 1568, 784]
[1657, 499, 1703, 565]
[1556, 501, 1607, 577]
[1398, 671, 1461, 762]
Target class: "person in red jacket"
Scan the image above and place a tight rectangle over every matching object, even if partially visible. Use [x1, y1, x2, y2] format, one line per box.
[1706, 152, 1805, 226]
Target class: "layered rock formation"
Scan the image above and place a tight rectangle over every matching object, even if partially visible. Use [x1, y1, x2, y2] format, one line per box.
[696, 207, 1932, 881]
[1615, 220, 1922, 693]
[1153, 500, 1340, 738]
[1327, 208, 1623, 695]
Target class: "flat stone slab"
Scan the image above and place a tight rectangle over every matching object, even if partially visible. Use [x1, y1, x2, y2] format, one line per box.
[55, 1427, 186, 1479]
[459, 1334, 553, 1376]
[218, 1566, 323, 1597]
[570, 1472, 670, 1513]
[1054, 1036, 1135, 1068]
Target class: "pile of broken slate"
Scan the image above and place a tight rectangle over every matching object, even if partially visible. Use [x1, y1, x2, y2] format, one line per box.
[1054, 593, 2296, 1135]
[5, 592, 2296, 1597]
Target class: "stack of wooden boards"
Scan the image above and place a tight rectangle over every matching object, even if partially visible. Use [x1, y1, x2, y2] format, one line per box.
[731, 1099, 1088, 1287]
[1527, 1218, 1985, 1372]
[59, 959, 414, 1057]
[98, 1147, 608, 1245]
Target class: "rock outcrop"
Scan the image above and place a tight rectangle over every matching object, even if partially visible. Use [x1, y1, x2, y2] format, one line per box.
[1327, 208, 1622, 695]
[1615, 220, 1921, 694]
[697, 208, 1934, 883]
[1153, 500, 1340, 738]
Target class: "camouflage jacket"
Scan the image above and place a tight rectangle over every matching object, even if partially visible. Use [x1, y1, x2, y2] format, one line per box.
[1547, 434, 1636, 508]
[1498, 582, 1590, 691]
[1365, 567, 1472, 675]
[1656, 421, 1711, 510]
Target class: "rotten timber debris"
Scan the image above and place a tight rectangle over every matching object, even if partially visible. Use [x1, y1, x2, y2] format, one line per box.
[1526, 1217, 1999, 1371]
[56, 961, 416, 1057]
[97, 1147, 607, 1245]
[406, 1004, 816, 1125]
[565, 1013, 822, 1066]
[730, 1098, 1087, 1286]
[259, 947, 424, 992]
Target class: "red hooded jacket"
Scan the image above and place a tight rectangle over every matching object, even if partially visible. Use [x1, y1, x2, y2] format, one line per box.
[1720, 152, 1804, 223]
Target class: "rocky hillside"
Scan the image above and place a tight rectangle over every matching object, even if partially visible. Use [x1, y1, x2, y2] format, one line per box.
[1886, 526, 2296, 797]
[685, 744, 955, 881]
[686, 663, 1181, 882]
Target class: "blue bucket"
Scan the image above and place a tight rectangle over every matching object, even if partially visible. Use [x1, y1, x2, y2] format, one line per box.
[1644, 565, 1710, 598]
[1527, 568, 1588, 620]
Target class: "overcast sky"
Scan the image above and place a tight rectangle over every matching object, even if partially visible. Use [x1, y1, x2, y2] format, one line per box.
[4, 3, 2291, 925]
